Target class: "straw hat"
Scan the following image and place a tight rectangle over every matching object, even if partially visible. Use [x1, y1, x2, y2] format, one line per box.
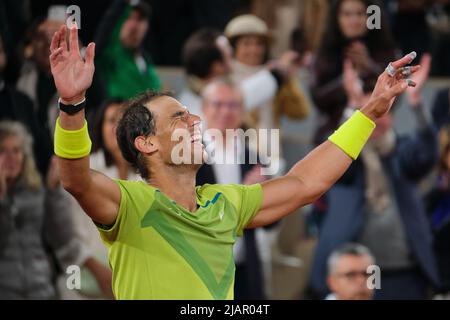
[224, 14, 271, 40]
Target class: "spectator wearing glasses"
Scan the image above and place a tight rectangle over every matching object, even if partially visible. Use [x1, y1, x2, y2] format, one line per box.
[178, 27, 302, 123]
[326, 243, 375, 300]
[196, 79, 275, 299]
[310, 55, 440, 300]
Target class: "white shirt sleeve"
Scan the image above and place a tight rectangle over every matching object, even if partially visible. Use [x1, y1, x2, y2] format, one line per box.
[240, 69, 278, 111]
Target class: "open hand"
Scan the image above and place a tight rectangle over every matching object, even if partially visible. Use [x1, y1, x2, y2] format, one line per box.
[49, 23, 95, 104]
[361, 52, 420, 120]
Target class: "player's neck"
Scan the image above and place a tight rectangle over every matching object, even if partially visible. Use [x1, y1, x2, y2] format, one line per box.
[147, 165, 198, 212]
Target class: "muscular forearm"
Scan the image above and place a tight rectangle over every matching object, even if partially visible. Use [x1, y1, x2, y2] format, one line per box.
[252, 51, 419, 228]
[249, 141, 353, 228]
[58, 157, 92, 197]
[286, 140, 353, 203]
[57, 107, 92, 196]
[252, 111, 371, 228]
[56, 107, 120, 225]
[50, 24, 120, 226]
[286, 104, 378, 202]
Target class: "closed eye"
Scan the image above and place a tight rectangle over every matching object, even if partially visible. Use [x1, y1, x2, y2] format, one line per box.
[172, 110, 188, 119]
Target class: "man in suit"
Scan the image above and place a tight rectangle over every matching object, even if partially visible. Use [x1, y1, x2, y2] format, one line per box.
[311, 69, 440, 299]
[196, 78, 271, 299]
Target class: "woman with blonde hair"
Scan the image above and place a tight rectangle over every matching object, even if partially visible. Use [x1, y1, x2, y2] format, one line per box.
[0, 120, 105, 299]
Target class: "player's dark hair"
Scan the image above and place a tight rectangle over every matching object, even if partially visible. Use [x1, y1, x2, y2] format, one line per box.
[116, 91, 172, 180]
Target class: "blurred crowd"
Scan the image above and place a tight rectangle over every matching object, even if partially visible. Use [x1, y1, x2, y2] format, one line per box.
[0, 0, 450, 300]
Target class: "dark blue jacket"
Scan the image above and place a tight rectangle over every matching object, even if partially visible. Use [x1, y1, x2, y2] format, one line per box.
[310, 121, 440, 297]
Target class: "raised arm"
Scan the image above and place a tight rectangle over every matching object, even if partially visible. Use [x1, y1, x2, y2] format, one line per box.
[50, 24, 120, 225]
[248, 52, 420, 228]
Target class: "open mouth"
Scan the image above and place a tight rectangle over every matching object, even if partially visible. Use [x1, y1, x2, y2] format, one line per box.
[191, 133, 203, 144]
[190, 122, 203, 144]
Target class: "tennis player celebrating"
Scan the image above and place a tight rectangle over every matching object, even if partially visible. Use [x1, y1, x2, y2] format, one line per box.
[50, 24, 419, 300]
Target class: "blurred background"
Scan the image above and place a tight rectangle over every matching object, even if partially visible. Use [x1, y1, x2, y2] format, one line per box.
[0, 0, 450, 300]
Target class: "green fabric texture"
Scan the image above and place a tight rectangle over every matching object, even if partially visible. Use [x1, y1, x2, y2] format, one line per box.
[97, 6, 161, 99]
[97, 180, 263, 300]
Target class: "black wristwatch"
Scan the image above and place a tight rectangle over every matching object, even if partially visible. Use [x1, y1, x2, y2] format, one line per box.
[58, 97, 86, 115]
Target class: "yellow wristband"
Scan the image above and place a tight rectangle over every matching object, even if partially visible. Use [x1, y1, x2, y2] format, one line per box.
[54, 117, 92, 159]
[328, 110, 376, 160]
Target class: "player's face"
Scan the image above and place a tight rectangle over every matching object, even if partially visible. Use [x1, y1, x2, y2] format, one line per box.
[147, 96, 206, 167]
